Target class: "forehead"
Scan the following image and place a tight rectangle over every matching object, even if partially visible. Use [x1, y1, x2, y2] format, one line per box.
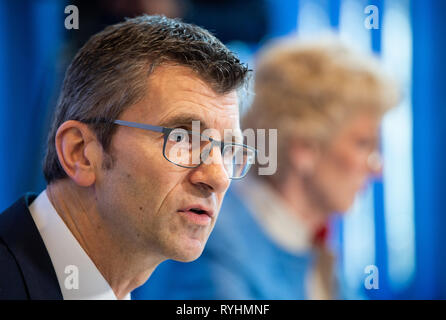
[126, 65, 241, 133]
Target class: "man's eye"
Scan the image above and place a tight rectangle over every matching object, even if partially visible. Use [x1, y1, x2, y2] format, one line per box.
[173, 134, 184, 142]
[169, 130, 189, 143]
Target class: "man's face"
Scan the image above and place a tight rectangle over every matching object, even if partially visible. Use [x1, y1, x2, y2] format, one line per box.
[94, 65, 240, 262]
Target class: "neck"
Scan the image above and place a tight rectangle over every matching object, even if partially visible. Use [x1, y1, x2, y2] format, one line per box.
[270, 175, 330, 235]
[46, 180, 161, 299]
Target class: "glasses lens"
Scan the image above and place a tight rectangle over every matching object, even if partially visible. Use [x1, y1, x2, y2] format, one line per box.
[222, 144, 255, 179]
[164, 129, 255, 178]
[165, 128, 197, 167]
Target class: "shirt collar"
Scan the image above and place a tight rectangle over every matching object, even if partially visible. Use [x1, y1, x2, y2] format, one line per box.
[233, 176, 313, 254]
[29, 190, 131, 300]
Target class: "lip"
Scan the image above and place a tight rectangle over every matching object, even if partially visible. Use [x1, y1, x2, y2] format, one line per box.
[177, 204, 214, 226]
[178, 204, 214, 218]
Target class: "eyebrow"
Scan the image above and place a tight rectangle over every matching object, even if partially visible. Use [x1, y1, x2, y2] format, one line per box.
[158, 114, 210, 131]
[159, 113, 244, 144]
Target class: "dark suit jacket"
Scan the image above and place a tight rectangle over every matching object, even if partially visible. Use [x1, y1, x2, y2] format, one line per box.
[0, 193, 63, 300]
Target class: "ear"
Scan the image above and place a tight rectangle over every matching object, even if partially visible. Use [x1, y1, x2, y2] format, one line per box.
[288, 139, 320, 177]
[54, 120, 100, 187]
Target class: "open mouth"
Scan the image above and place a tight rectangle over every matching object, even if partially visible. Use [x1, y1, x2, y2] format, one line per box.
[178, 205, 213, 217]
[178, 207, 212, 226]
[188, 208, 208, 215]
[177, 205, 213, 225]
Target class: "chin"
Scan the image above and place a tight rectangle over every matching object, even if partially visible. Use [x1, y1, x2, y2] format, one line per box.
[336, 198, 356, 214]
[169, 238, 206, 262]
[176, 254, 202, 263]
[327, 194, 354, 214]
[172, 249, 204, 263]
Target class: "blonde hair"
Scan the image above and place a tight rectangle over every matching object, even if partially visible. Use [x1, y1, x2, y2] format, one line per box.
[244, 36, 400, 180]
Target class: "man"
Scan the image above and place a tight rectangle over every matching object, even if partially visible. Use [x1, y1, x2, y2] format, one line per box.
[0, 15, 251, 300]
[133, 38, 399, 299]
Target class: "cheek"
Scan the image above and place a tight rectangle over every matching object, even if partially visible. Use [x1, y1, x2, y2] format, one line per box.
[330, 143, 369, 181]
[116, 134, 184, 187]
[313, 148, 367, 211]
[103, 136, 186, 217]
[336, 147, 375, 209]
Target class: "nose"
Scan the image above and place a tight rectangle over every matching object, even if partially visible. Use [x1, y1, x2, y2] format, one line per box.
[367, 150, 383, 177]
[189, 143, 230, 194]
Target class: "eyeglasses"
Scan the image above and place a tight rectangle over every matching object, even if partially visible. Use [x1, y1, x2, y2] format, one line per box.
[86, 119, 256, 180]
